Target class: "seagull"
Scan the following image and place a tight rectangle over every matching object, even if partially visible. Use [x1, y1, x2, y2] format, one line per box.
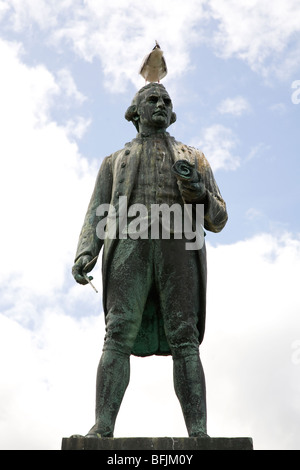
[139, 41, 168, 83]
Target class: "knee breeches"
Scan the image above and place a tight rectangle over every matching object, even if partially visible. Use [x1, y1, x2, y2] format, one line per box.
[103, 238, 201, 358]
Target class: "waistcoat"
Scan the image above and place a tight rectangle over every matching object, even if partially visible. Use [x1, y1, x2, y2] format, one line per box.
[127, 134, 184, 236]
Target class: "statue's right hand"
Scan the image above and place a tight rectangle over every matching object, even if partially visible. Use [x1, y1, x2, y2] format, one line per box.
[72, 255, 93, 285]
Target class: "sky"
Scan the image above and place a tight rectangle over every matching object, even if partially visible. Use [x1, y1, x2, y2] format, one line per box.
[0, 0, 299, 451]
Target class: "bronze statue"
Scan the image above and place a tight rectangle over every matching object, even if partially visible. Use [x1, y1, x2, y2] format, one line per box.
[72, 83, 228, 438]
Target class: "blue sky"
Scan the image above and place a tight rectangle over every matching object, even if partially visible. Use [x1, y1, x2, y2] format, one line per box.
[0, 0, 299, 450]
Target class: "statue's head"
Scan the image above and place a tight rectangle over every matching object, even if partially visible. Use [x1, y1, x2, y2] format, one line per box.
[125, 83, 177, 133]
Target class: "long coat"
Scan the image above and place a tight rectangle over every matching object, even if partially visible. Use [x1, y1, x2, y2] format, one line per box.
[74, 133, 228, 356]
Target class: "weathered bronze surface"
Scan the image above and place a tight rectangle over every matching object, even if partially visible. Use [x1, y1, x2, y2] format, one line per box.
[62, 436, 253, 451]
[71, 83, 228, 439]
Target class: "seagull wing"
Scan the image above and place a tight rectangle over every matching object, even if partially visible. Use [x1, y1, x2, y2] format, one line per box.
[139, 51, 152, 79]
[139, 46, 168, 82]
[158, 55, 167, 81]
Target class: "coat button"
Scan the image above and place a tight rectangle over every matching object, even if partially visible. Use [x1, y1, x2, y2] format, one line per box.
[125, 150, 130, 155]
[121, 162, 126, 168]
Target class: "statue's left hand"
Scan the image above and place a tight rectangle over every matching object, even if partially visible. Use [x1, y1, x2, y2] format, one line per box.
[178, 180, 206, 203]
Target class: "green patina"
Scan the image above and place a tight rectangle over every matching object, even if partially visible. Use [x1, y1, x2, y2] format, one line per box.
[72, 83, 228, 438]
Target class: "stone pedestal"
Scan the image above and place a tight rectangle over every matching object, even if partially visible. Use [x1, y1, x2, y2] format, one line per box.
[61, 435, 253, 451]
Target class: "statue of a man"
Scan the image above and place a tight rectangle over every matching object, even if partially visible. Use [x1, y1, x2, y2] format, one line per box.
[72, 83, 228, 438]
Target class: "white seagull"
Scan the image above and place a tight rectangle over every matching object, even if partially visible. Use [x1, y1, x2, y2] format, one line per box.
[139, 41, 168, 83]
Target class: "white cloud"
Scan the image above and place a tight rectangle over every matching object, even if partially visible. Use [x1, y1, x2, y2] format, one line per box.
[4, 0, 75, 31]
[1, 232, 299, 449]
[51, 0, 209, 92]
[0, 38, 103, 449]
[6, 0, 56, 31]
[2, 0, 300, 91]
[0, 34, 101, 447]
[203, 232, 300, 449]
[0, 38, 96, 300]
[0, 38, 297, 446]
[246, 142, 270, 162]
[245, 207, 264, 221]
[0, 311, 103, 449]
[0, 4, 299, 451]
[64, 116, 92, 140]
[217, 96, 251, 116]
[208, 0, 300, 80]
[56, 68, 87, 105]
[0, 39, 59, 126]
[2, 0, 208, 92]
[0, 0, 9, 19]
[192, 124, 240, 171]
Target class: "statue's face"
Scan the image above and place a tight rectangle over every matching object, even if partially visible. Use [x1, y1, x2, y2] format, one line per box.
[137, 87, 173, 131]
